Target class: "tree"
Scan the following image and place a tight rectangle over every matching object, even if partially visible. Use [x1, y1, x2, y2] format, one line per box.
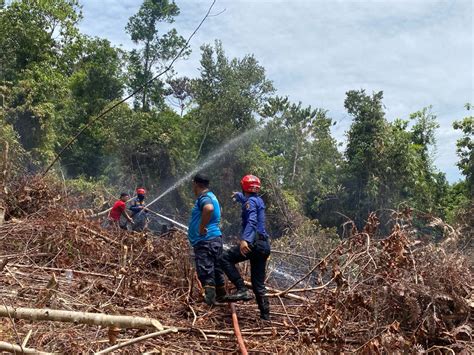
[125, 0, 189, 111]
[192, 41, 274, 157]
[342, 90, 387, 223]
[59, 37, 125, 177]
[453, 103, 473, 196]
[0, 0, 82, 162]
[0, 0, 81, 82]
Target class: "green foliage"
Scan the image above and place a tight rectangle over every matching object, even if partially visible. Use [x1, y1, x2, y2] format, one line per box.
[453, 104, 473, 196]
[191, 41, 274, 157]
[125, 0, 189, 111]
[1, 0, 470, 241]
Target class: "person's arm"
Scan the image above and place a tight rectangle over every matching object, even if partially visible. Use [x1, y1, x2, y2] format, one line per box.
[232, 192, 246, 203]
[129, 200, 142, 214]
[240, 198, 257, 255]
[121, 209, 134, 223]
[198, 196, 213, 235]
[199, 203, 214, 236]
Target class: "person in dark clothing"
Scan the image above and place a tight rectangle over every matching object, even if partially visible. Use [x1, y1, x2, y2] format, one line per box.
[187, 174, 226, 305]
[221, 174, 271, 320]
[129, 188, 149, 231]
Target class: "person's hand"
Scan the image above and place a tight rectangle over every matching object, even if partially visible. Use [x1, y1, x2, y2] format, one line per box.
[231, 191, 239, 201]
[199, 225, 207, 236]
[240, 240, 251, 256]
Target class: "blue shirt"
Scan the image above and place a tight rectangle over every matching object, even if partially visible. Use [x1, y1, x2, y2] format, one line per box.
[188, 191, 222, 246]
[234, 192, 268, 243]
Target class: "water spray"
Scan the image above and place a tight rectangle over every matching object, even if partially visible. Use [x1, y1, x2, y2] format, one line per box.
[143, 128, 260, 212]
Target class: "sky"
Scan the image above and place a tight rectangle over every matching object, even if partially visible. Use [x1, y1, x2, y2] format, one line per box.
[78, 0, 473, 182]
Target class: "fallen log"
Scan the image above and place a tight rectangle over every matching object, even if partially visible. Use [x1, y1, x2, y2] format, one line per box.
[0, 306, 163, 330]
[95, 328, 178, 354]
[0, 340, 53, 354]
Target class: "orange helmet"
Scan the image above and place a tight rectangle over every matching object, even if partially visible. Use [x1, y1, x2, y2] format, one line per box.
[240, 175, 261, 193]
[136, 188, 146, 195]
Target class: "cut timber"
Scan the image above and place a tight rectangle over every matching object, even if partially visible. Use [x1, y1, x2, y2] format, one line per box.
[0, 306, 163, 330]
[0, 340, 53, 354]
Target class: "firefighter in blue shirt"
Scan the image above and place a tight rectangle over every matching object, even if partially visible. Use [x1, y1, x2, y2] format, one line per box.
[221, 174, 271, 320]
[188, 173, 226, 305]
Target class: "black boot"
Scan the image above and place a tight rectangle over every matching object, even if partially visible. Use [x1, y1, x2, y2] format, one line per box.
[223, 279, 253, 302]
[216, 285, 227, 302]
[203, 286, 216, 306]
[257, 295, 270, 321]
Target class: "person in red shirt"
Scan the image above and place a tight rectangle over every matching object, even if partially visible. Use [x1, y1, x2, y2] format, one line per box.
[108, 193, 133, 230]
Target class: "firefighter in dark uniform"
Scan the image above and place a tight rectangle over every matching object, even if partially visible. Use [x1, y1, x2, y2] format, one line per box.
[129, 188, 149, 231]
[187, 174, 226, 305]
[221, 175, 271, 320]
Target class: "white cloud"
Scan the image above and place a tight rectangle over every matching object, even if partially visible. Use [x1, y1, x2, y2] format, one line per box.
[78, 0, 473, 182]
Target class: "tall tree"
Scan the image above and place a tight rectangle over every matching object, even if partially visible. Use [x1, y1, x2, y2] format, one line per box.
[342, 90, 387, 223]
[60, 37, 125, 177]
[125, 0, 188, 111]
[1, 0, 82, 162]
[192, 41, 274, 157]
[453, 103, 473, 196]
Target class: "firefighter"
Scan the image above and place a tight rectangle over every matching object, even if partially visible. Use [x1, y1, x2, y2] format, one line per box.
[129, 188, 149, 231]
[221, 175, 271, 320]
[107, 192, 134, 229]
[188, 173, 226, 305]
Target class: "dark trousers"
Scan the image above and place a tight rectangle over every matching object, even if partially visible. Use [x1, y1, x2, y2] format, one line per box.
[193, 237, 225, 287]
[221, 238, 271, 311]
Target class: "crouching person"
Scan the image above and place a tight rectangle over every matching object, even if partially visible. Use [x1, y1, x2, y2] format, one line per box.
[221, 175, 271, 321]
[107, 192, 134, 230]
[188, 174, 226, 305]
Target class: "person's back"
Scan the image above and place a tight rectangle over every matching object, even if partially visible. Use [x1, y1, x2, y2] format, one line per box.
[188, 190, 221, 246]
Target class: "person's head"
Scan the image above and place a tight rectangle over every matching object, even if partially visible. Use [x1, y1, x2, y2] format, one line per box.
[240, 174, 261, 196]
[192, 173, 210, 197]
[136, 188, 146, 200]
[120, 192, 129, 202]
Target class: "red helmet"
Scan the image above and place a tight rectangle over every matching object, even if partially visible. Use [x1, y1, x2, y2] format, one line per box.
[136, 188, 146, 195]
[240, 175, 261, 193]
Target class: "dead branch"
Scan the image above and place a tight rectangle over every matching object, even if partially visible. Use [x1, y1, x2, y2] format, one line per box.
[0, 341, 53, 354]
[0, 306, 163, 330]
[95, 328, 178, 354]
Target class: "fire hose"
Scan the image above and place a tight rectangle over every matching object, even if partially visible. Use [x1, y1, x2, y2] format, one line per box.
[230, 303, 248, 355]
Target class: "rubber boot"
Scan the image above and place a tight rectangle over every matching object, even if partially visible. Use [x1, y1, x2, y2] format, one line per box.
[257, 295, 270, 321]
[223, 279, 253, 302]
[216, 285, 227, 302]
[203, 286, 216, 306]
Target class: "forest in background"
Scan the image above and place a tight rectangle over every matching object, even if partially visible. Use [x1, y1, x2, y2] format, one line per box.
[0, 0, 472, 239]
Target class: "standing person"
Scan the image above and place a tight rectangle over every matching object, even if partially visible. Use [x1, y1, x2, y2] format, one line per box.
[129, 188, 149, 231]
[188, 173, 226, 305]
[221, 175, 271, 321]
[107, 193, 134, 230]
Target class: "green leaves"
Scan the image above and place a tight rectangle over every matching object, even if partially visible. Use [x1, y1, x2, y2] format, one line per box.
[453, 104, 473, 196]
[125, 0, 188, 111]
